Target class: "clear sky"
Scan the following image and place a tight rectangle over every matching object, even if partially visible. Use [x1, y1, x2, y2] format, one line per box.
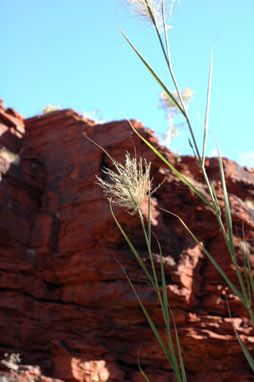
[2, 0, 254, 166]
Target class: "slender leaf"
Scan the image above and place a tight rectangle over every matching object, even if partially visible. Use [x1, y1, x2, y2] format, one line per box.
[137, 208, 160, 294]
[241, 244, 252, 303]
[188, 138, 200, 163]
[162, 208, 245, 305]
[242, 227, 254, 310]
[116, 259, 181, 377]
[138, 365, 151, 382]
[216, 142, 233, 245]
[216, 142, 249, 302]
[119, 28, 184, 115]
[137, 347, 152, 382]
[169, 308, 187, 382]
[148, 183, 151, 248]
[84, 133, 118, 170]
[161, 0, 201, 161]
[235, 332, 254, 372]
[153, 233, 179, 372]
[110, 202, 156, 289]
[144, 0, 173, 84]
[202, 48, 213, 167]
[125, 117, 214, 211]
[226, 297, 254, 371]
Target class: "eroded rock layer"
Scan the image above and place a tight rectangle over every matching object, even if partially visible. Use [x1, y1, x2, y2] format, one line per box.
[1, 101, 254, 382]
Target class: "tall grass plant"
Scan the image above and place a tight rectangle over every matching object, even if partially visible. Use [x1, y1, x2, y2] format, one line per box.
[89, 0, 254, 379]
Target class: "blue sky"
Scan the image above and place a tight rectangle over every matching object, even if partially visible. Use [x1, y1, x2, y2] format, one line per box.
[2, 0, 254, 166]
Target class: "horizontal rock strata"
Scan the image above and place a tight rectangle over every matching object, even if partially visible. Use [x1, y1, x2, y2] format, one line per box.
[0, 100, 254, 381]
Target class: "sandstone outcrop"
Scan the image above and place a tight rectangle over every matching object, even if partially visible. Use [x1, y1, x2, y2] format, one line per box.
[0, 100, 254, 381]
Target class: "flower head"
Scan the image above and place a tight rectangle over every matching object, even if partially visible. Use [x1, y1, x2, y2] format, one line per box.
[96, 152, 152, 215]
[122, 0, 179, 33]
[124, 0, 162, 21]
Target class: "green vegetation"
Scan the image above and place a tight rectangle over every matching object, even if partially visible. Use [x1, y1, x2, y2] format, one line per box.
[93, 1, 254, 380]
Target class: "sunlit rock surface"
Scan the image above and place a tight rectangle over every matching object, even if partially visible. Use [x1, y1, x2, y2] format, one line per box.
[1, 100, 254, 381]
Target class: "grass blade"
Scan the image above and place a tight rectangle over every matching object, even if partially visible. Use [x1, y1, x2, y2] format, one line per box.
[137, 347, 152, 382]
[153, 233, 179, 373]
[119, 28, 184, 115]
[126, 117, 214, 211]
[169, 308, 187, 382]
[138, 366, 151, 382]
[235, 332, 254, 372]
[216, 142, 233, 248]
[202, 48, 213, 167]
[120, 27, 202, 162]
[116, 259, 181, 376]
[110, 202, 156, 289]
[143, 0, 172, 81]
[216, 142, 249, 302]
[162, 208, 245, 305]
[226, 297, 254, 371]
[137, 208, 161, 295]
[148, 183, 151, 248]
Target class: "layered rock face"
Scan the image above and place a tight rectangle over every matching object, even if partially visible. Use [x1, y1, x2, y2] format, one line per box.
[1, 100, 254, 382]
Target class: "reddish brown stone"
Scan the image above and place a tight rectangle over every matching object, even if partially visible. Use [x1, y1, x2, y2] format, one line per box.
[0, 101, 254, 381]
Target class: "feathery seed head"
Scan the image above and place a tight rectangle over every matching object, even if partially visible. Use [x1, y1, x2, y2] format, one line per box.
[96, 152, 152, 215]
[122, 0, 179, 33]
[124, 0, 162, 21]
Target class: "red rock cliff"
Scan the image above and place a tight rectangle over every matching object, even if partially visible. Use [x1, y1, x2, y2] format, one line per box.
[0, 101, 254, 382]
